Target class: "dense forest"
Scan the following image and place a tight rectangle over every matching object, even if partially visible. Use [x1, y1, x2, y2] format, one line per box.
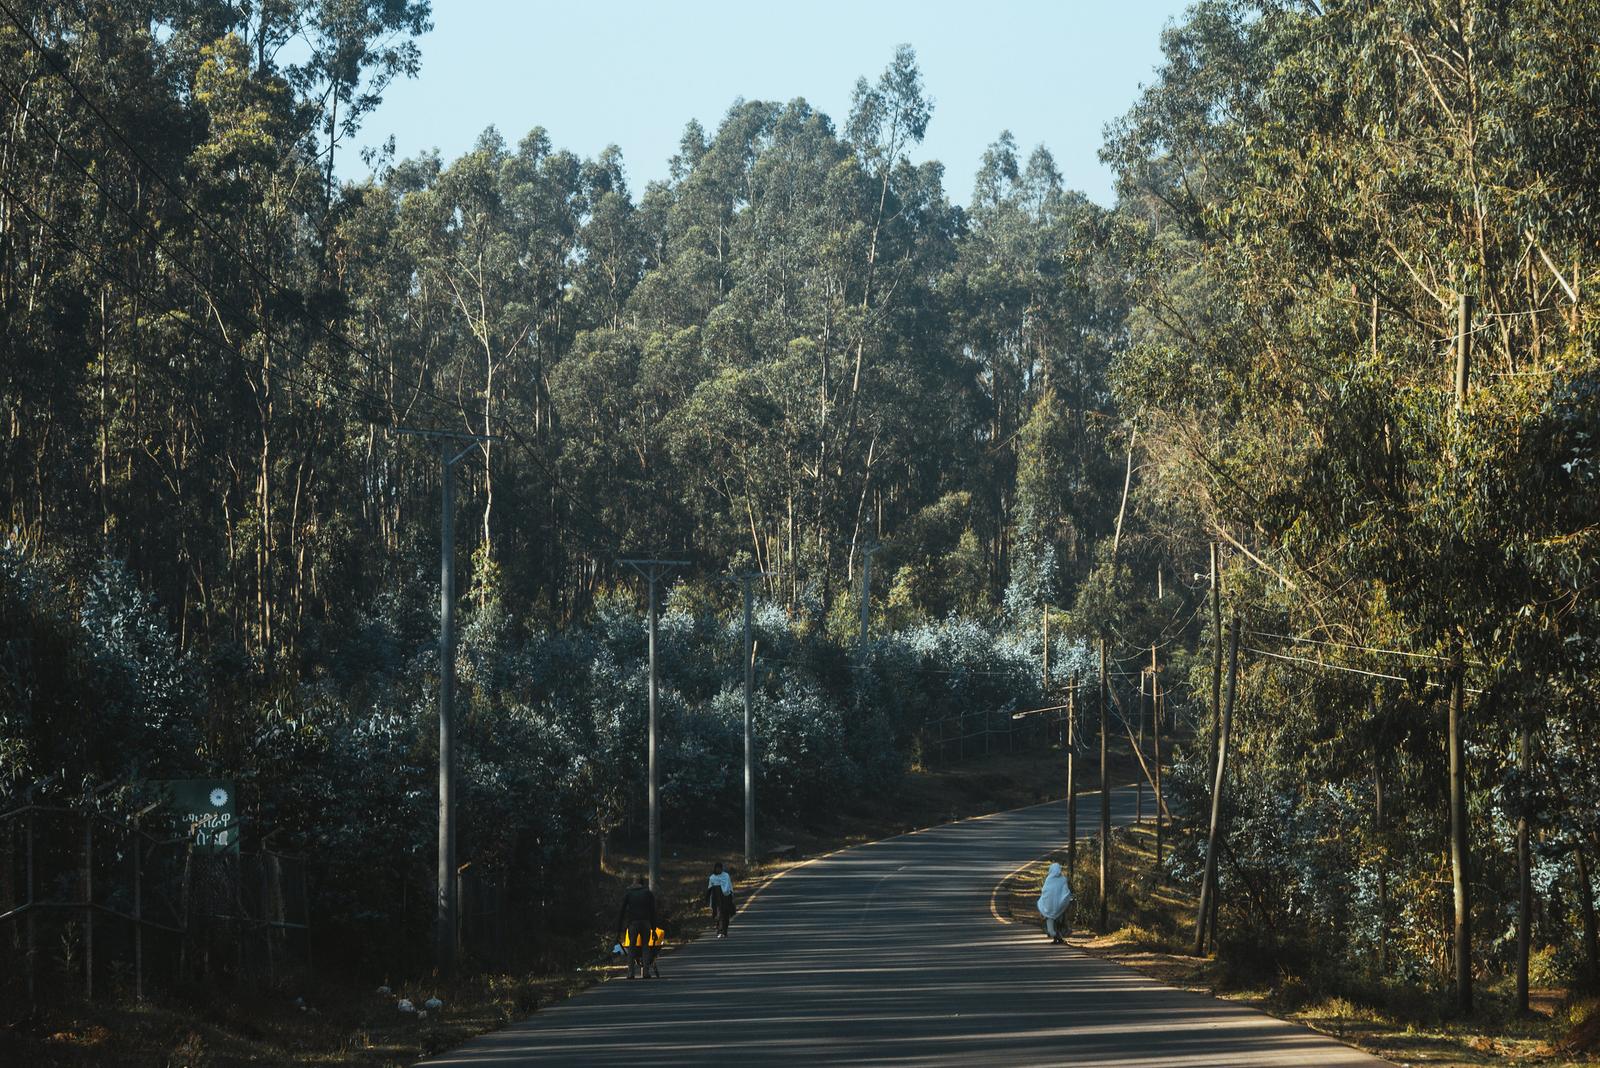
[2, 0, 1598, 1022]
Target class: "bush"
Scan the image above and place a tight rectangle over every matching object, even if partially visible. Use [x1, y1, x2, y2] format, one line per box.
[2, 550, 1058, 977]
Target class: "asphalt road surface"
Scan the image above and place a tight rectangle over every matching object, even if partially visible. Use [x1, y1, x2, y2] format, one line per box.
[421, 792, 1388, 1066]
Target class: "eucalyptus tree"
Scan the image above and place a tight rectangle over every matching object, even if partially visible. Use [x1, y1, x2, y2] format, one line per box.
[1107, 0, 1600, 1001]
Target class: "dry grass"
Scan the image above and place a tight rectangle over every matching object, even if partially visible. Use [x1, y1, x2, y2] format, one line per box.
[993, 823, 1600, 1068]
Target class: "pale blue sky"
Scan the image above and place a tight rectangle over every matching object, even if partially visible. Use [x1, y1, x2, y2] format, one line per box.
[351, 1, 1190, 207]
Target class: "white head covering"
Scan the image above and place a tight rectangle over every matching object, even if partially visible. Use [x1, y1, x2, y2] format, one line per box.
[1037, 861, 1071, 918]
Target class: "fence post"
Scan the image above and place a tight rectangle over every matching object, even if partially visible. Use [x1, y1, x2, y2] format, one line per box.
[26, 807, 36, 1009]
[178, 846, 192, 981]
[301, 861, 312, 972]
[84, 810, 94, 999]
[134, 816, 143, 1003]
[234, 853, 246, 979]
[262, 853, 275, 984]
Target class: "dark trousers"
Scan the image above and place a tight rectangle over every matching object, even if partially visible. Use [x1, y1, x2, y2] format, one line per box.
[626, 926, 656, 969]
[709, 889, 732, 935]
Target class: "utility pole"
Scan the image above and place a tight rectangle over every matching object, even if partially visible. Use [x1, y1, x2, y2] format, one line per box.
[859, 542, 882, 663]
[395, 426, 493, 975]
[1448, 289, 1473, 1014]
[1041, 608, 1052, 751]
[1135, 670, 1145, 825]
[1210, 543, 1222, 789]
[620, 557, 690, 892]
[1066, 676, 1078, 880]
[1042, 607, 1050, 692]
[1098, 637, 1110, 933]
[1194, 613, 1239, 955]
[1152, 642, 1163, 869]
[1207, 544, 1223, 943]
[725, 570, 772, 869]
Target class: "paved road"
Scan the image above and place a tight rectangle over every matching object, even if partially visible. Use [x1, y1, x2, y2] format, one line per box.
[421, 793, 1388, 1066]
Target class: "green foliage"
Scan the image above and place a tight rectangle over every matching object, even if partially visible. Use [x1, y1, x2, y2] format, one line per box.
[1109, 0, 1600, 999]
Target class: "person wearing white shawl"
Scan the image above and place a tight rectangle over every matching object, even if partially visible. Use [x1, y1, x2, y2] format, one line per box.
[706, 861, 735, 938]
[1036, 861, 1073, 943]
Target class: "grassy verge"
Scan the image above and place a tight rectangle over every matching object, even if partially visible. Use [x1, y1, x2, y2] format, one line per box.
[3, 743, 1119, 1067]
[994, 823, 1600, 1068]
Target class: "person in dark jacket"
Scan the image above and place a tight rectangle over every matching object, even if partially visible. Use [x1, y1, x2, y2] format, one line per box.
[616, 874, 659, 978]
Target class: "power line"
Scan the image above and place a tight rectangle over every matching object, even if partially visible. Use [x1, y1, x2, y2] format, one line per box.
[1106, 597, 1205, 662]
[1248, 628, 1485, 668]
[1246, 646, 1485, 695]
[759, 654, 1145, 681]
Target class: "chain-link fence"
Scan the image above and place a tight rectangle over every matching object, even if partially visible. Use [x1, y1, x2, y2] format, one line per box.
[0, 800, 309, 1009]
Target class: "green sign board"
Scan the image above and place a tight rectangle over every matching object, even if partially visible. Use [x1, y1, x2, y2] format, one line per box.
[156, 779, 239, 854]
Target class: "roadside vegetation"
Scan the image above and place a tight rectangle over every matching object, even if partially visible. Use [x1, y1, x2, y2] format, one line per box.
[7, 747, 1077, 1066]
[3, 0, 1600, 1063]
[1000, 825, 1600, 1067]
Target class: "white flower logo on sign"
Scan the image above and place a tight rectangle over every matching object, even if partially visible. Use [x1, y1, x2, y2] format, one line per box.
[210, 787, 229, 808]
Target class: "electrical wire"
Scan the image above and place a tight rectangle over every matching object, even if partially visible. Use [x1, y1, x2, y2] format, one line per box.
[757, 653, 1145, 681]
[1246, 646, 1485, 695]
[1248, 628, 1485, 668]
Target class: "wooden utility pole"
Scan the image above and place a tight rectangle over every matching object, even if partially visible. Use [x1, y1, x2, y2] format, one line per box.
[1098, 638, 1110, 933]
[1135, 668, 1145, 825]
[1193, 614, 1239, 955]
[1066, 676, 1078, 879]
[1448, 290, 1473, 1014]
[620, 558, 690, 892]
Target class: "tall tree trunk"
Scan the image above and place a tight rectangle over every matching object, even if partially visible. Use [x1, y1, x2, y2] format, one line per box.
[1447, 669, 1472, 1014]
[98, 285, 110, 537]
[1193, 614, 1239, 956]
[1578, 837, 1599, 988]
[1515, 717, 1531, 1014]
[1375, 748, 1389, 976]
[1098, 638, 1109, 934]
